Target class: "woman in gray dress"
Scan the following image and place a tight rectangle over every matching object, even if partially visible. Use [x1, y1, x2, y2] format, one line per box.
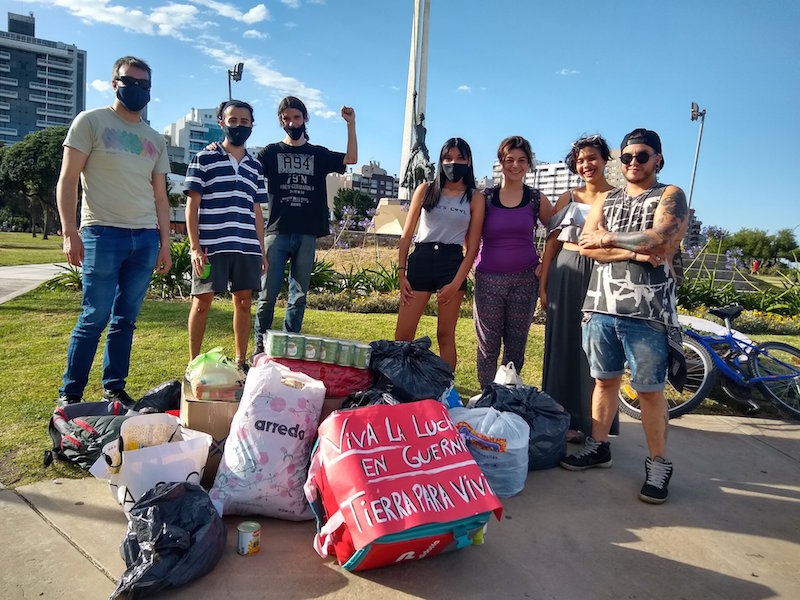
[539, 135, 614, 442]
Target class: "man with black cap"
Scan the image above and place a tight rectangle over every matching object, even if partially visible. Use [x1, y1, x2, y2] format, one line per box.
[560, 128, 688, 504]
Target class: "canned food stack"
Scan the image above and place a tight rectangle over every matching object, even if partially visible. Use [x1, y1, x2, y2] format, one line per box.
[264, 331, 371, 369]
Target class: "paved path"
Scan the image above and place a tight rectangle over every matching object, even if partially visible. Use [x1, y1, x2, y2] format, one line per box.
[2, 414, 799, 599]
[0, 262, 68, 305]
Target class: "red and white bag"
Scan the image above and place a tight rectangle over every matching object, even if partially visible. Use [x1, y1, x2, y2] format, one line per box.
[305, 400, 502, 571]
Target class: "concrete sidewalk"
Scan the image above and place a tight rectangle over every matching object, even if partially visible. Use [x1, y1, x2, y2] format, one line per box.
[2, 414, 799, 599]
[0, 262, 68, 305]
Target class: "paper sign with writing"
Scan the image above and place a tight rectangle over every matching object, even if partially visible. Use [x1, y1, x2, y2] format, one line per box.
[315, 400, 502, 550]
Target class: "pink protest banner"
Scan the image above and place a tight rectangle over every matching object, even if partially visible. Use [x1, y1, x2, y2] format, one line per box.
[311, 400, 502, 553]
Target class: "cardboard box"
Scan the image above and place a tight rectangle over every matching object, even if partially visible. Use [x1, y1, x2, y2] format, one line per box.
[181, 379, 240, 489]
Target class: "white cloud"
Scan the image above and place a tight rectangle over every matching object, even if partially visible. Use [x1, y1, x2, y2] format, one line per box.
[308, 0, 325, 4]
[190, 0, 270, 24]
[557, 68, 580, 76]
[281, 0, 301, 7]
[243, 29, 268, 39]
[391, 85, 400, 91]
[90, 79, 112, 93]
[457, 85, 472, 93]
[284, 21, 298, 28]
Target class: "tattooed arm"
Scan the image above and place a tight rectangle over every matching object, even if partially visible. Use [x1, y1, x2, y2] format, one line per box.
[579, 186, 688, 262]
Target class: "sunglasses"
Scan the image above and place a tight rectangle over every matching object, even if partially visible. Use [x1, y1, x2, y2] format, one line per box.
[115, 75, 151, 91]
[572, 134, 602, 147]
[620, 151, 658, 165]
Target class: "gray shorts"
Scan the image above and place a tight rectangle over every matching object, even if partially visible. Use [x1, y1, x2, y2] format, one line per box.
[191, 252, 262, 296]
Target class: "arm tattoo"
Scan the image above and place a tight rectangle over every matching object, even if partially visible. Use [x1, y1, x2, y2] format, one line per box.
[608, 231, 660, 253]
[660, 190, 688, 221]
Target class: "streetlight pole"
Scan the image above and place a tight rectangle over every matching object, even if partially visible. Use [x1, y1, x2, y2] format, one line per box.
[687, 102, 706, 212]
[227, 63, 244, 100]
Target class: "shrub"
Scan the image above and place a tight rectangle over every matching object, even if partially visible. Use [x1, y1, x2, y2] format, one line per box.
[150, 237, 192, 299]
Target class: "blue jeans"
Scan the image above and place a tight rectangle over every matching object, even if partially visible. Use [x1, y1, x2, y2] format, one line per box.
[254, 233, 316, 346]
[582, 312, 669, 392]
[60, 226, 158, 396]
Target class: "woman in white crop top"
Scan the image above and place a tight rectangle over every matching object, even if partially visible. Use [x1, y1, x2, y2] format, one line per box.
[395, 138, 485, 370]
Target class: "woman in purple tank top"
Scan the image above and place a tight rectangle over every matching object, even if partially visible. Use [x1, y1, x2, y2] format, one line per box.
[472, 136, 555, 388]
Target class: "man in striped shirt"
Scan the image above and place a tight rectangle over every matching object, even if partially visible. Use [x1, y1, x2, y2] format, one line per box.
[184, 100, 267, 370]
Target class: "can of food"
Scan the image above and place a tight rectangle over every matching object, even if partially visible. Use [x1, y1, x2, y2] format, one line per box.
[266, 331, 287, 357]
[337, 340, 355, 366]
[304, 336, 322, 361]
[353, 343, 372, 370]
[285, 334, 306, 359]
[320, 338, 339, 364]
[237, 521, 261, 555]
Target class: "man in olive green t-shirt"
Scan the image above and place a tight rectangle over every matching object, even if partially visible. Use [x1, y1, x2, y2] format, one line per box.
[56, 55, 172, 407]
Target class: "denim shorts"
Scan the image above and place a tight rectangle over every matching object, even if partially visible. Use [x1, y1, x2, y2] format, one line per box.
[407, 242, 467, 292]
[582, 312, 669, 392]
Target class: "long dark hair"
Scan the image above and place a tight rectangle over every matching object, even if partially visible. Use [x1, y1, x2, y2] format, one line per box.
[422, 137, 476, 210]
[564, 134, 611, 174]
[277, 95, 310, 140]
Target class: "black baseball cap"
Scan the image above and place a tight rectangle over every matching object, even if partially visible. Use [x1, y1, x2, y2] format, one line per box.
[621, 128, 662, 154]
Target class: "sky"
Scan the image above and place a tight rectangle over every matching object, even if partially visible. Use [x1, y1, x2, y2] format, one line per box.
[4, 0, 800, 235]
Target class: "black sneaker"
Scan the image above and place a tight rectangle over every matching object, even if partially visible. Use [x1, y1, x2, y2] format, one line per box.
[103, 388, 136, 408]
[559, 437, 612, 471]
[237, 361, 250, 376]
[57, 394, 82, 408]
[639, 456, 673, 504]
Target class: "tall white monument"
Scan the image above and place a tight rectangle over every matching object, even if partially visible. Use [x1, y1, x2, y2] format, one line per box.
[399, 0, 430, 200]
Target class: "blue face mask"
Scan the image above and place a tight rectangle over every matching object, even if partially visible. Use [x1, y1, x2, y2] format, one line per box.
[116, 85, 150, 112]
[222, 125, 252, 147]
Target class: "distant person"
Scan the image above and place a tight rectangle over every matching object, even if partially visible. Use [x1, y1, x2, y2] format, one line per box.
[540, 134, 615, 442]
[472, 135, 554, 388]
[252, 96, 358, 353]
[751, 258, 760, 274]
[184, 100, 267, 370]
[561, 128, 689, 504]
[55, 56, 171, 407]
[395, 137, 485, 370]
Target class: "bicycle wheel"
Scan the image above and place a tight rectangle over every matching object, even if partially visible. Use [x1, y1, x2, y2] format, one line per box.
[618, 336, 716, 420]
[749, 341, 800, 420]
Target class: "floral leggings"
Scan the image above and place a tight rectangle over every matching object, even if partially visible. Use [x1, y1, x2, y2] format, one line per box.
[473, 267, 539, 388]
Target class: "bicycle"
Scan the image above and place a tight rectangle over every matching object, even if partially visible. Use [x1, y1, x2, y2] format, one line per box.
[618, 305, 800, 420]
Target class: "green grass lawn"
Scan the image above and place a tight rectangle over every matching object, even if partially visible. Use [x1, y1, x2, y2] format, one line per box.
[0, 231, 64, 266]
[0, 284, 546, 487]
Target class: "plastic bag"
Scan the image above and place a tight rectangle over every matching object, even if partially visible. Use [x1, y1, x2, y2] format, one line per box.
[494, 362, 524, 386]
[368, 337, 454, 402]
[341, 388, 401, 409]
[135, 379, 181, 414]
[254, 355, 373, 398]
[475, 383, 570, 470]
[209, 361, 324, 520]
[186, 347, 243, 395]
[90, 413, 212, 513]
[111, 482, 226, 599]
[449, 406, 530, 497]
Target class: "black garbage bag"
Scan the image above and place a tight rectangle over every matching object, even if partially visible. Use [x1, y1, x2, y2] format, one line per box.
[135, 380, 182, 413]
[476, 383, 570, 470]
[342, 388, 401, 409]
[112, 482, 226, 599]
[368, 337, 453, 403]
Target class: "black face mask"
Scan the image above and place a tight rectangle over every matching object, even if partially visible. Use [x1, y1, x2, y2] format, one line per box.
[116, 85, 150, 112]
[442, 162, 469, 183]
[222, 125, 252, 147]
[284, 123, 306, 141]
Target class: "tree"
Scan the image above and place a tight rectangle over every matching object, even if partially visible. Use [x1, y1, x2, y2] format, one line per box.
[333, 188, 377, 228]
[166, 180, 185, 208]
[0, 126, 68, 239]
[771, 228, 800, 260]
[721, 228, 772, 260]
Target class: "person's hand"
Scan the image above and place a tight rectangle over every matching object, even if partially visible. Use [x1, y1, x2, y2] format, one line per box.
[539, 286, 547, 309]
[340, 106, 356, 124]
[62, 230, 84, 267]
[534, 263, 543, 278]
[261, 254, 267, 275]
[205, 141, 220, 152]
[436, 282, 459, 306]
[579, 224, 607, 249]
[190, 247, 207, 276]
[399, 274, 414, 305]
[155, 244, 172, 274]
[635, 252, 664, 267]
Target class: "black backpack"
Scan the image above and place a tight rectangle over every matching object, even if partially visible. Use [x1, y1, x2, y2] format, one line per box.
[44, 400, 130, 471]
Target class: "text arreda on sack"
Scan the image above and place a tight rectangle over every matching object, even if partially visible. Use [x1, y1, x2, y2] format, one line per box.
[318, 402, 495, 535]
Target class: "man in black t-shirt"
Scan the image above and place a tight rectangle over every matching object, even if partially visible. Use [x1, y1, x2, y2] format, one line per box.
[253, 96, 357, 349]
